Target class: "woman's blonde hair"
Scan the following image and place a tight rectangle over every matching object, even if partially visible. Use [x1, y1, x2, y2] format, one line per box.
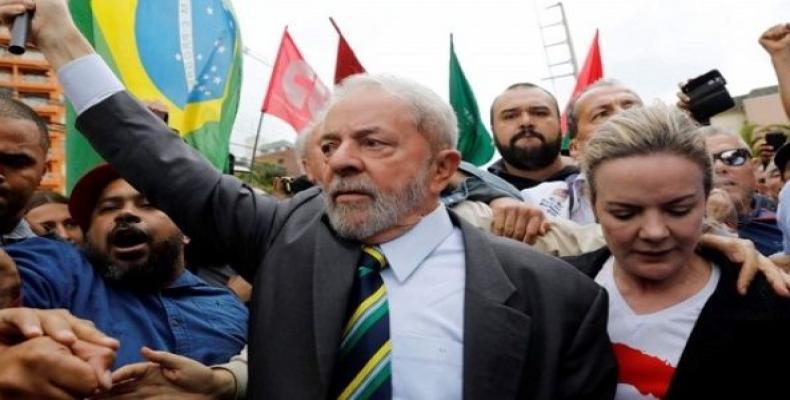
[582, 102, 711, 202]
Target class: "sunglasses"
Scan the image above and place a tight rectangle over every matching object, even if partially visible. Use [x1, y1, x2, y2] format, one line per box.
[712, 148, 751, 167]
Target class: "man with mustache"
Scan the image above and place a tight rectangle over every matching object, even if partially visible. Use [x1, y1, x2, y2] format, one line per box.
[4, 164, 248, 369]
[701, 126, 783, 255]
[10, 2, 618, 398]
[522, 79, 643, 225]
[0, 97, 50, 245]
[488, 83, 579, 190]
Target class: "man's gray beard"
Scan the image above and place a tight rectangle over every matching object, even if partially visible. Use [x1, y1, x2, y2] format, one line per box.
[323, 169, 430, 241]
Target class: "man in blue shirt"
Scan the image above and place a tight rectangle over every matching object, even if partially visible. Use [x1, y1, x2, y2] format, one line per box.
[0, 97, 49, 246]
[6, 164, 247, 368]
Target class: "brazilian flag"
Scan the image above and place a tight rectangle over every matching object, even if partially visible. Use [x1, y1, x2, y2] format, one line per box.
[66, 0, 242, 191]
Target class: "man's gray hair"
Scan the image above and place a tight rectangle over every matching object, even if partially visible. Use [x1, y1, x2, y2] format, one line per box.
[327, 74, 458, 151]
[565, 78, 639, 140]
[698, 125, 750, 150]
[294, 120, 319, 164]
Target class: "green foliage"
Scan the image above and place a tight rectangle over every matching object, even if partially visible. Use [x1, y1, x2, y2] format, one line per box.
[739, 121, 758, 146]
[235, 162, 287, 193]
[742, 121, 790, 154]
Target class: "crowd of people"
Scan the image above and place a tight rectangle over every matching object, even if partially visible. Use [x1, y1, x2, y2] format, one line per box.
[0, 0, 790, 399]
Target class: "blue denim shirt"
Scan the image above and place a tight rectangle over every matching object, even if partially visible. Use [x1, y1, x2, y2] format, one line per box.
[8, 237, 248, 369]
[738, 194, 782, 256]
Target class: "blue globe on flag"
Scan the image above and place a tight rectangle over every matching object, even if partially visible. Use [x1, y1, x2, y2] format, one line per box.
[135, 0, 237, 108]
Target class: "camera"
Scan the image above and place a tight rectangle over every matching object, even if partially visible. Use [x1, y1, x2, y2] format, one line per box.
[681, 69, 735, 123]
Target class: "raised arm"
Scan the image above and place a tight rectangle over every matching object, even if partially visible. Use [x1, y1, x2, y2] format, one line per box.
[760, 23, 790, 119]
[0, 0, 288, 278]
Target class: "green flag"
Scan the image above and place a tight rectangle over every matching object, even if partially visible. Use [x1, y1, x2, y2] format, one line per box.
[449, 35, 494, 166]
[65, 0, 242, 191]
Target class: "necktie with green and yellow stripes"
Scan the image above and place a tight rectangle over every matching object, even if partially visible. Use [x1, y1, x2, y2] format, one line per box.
[331, 245, 392, 400]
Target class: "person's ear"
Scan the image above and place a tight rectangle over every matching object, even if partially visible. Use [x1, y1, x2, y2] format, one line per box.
[429, 149, 462, 195]
[569, 139, 581, 160]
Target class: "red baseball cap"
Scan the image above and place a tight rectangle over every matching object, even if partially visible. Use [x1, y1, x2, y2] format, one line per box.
[68, 164, 121, 232]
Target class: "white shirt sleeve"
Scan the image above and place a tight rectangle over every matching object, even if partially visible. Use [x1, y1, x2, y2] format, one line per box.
[57, 54, 125, 115]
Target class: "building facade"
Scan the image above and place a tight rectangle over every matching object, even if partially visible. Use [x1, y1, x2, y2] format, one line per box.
[711, 86, 790, 135]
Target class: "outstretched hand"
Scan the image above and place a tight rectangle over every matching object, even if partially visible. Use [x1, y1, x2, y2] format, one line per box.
[698, 234, 790, 296]
[0, 336, 106, 399]
[0, 307, 119, 350]
[94, 347, 236, 400]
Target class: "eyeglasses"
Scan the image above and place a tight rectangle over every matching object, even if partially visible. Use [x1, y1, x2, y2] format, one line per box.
[712, 148, 751, 167]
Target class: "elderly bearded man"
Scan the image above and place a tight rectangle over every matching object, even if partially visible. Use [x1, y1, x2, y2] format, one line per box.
[4, 1, 617, 398]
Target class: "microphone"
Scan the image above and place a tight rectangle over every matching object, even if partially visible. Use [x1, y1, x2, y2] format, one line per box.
[8, 12, 30, 55]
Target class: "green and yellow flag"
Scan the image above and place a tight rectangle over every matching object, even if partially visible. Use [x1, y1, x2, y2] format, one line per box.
[66, 0, 242, 190]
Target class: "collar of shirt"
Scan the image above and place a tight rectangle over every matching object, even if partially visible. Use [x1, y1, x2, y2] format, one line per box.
[2, 219, 37, 245]
[379, 203, 454, 283]
[164, 269, 208, 290]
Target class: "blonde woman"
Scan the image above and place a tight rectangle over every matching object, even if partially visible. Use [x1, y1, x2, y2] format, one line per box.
[566, 103, 790, 399]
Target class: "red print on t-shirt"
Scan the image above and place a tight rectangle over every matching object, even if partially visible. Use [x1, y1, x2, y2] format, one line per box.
[612, 343, 676, 398]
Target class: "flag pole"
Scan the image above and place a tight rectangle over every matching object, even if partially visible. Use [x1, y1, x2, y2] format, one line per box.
[249, 25, 286, 184]
[329, 16, 341, 35]
[248, 111, 265, 183]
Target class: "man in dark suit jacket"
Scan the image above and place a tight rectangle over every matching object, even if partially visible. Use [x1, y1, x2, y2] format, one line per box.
[9, 1, 616, 398]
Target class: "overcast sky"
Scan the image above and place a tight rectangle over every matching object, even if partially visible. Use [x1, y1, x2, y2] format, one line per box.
[227, 0, 790, 159]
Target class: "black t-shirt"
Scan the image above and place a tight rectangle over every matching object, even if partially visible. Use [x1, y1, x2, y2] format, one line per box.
[487, 159, 580, 190]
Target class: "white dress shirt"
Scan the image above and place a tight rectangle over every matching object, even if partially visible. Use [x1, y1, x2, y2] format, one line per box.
[58, 55, 467, 398]
[58, 54, 124, 114]
[380, 203, 465, 399]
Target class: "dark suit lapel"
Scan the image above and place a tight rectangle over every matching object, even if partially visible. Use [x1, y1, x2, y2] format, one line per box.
[312, 218, 359, 387]
[665, 254, 739, 399]
[562, 247, 611, 278]
[456, 216, 532, 398]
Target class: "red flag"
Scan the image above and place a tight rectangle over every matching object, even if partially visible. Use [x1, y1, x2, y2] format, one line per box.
[261, 29, 329, 132]
[330, 17, 366, 84]
[571, 30, 603, 98]
[562, 30, 603, 132]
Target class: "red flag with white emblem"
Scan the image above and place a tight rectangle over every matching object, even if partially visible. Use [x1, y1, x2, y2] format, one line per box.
[261, 29, 329, 132]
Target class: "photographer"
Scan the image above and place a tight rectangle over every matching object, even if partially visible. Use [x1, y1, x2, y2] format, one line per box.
[750, 125, 789, 172]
